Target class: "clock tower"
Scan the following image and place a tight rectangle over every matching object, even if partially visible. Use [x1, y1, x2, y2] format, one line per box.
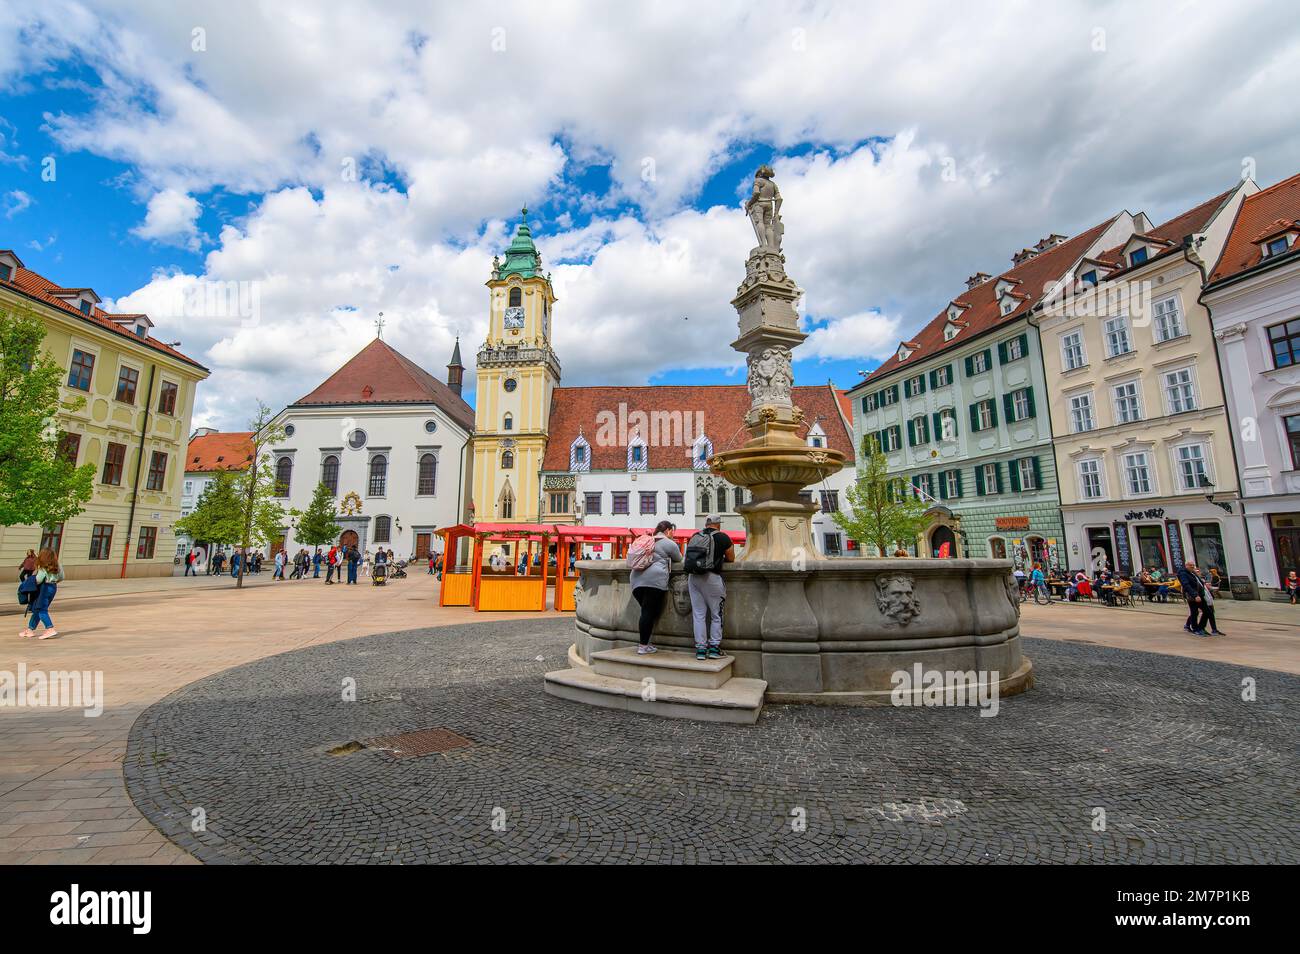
[471, 209, 562, 524]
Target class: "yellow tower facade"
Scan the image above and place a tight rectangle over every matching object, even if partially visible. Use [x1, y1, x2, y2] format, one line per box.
[471, 211, 561, 524]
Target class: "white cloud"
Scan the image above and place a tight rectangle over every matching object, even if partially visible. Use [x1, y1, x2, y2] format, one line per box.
[131, 189, 202, 250]
[5, 1, 1300, 427]
[3, 189, 32, 217]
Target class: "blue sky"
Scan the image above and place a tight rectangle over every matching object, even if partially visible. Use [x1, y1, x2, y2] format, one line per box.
[2, 2, 1298, 427]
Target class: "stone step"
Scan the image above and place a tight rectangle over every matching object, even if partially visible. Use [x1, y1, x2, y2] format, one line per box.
[590, 646, 733, 689]
[543, 666, 767, 725]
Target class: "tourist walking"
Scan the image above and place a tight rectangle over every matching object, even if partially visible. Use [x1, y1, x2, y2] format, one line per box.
[1196, 566, 1226, 636]
[1287, 571, 1300, 604]
[183, 549, 195, 576]
[18, 549, 36, 582]
[325, 545, 338, 584]
[684, 515, 734, 660]
[273, 549, 286, 580]
[346, 545, 360, 584]
[627, 521, 682, 655]
[19, 548, 64, 640]
[313, 549, 322, 578]
[1177, 559, 1209, 637]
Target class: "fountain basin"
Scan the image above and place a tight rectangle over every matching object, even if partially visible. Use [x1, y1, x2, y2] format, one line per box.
[570, 558, 1033, 705]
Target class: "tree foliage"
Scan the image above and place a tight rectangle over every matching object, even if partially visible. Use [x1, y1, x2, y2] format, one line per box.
[833, 435, 933, 557]
[293, 481, 341, 547]
[0, 304, 95, 528]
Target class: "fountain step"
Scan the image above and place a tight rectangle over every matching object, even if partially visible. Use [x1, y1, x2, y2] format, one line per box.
[590, 647, 734, 689]
[543, 666, 767, 724]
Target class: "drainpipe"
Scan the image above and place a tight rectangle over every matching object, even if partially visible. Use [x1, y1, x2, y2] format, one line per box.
[1025, 306, 1067, 567]
[120, 364, 157, 579]
[1193, 246, 1258, 589]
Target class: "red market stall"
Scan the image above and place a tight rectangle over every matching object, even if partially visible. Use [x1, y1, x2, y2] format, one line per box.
[553, 525, 636, 611]
[470, 523, 553, 612]
[669, 527, 746, 554]
[435, 524, 475, 606]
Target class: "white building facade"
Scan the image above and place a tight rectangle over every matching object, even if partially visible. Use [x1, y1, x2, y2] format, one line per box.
[267, 337, 474, 560]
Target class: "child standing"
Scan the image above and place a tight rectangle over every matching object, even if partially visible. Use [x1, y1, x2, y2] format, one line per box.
[20, 549, 64, 640]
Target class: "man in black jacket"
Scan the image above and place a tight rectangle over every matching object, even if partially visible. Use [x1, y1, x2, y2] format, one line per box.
[1177, 560, 1209, 637]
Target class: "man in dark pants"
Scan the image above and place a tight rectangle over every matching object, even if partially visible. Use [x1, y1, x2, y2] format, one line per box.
[1177, 559, 1209, 637]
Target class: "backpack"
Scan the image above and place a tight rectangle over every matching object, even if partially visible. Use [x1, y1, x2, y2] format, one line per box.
[683, 530, 717, 575]
[17, 575, 37, 606]
[627, 534, 658, 571]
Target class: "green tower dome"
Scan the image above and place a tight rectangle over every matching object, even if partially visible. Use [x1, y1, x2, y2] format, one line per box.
[498, 207, 543, 280]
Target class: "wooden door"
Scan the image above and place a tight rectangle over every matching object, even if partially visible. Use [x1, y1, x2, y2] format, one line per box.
[415, 533, 431, 559]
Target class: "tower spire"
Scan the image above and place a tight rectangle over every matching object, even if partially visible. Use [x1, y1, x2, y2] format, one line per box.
[446, 336, 464, 397]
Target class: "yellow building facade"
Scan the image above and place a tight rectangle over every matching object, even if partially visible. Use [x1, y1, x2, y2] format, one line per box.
[0, 252, 209, 579]
[470, 214, 561, 524]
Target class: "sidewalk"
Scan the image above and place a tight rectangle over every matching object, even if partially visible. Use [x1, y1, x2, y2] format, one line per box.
[1049, 592, 1300, 627]
[3, 570, 296, 616]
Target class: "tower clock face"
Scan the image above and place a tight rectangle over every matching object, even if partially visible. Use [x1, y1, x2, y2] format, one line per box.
[503, 306, 525, 329]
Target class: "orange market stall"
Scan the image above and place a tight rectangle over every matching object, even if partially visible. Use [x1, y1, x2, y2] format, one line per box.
[435, 524, 475, 606]
[553, 525, 635, 612]
[470, 523, 553, 612]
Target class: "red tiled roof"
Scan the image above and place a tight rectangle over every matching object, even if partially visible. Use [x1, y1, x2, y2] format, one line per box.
[864, 216, 1118, 383]
[1093, 187, 1235, 279]
[1, 264, 206, 370]
[1209, 173, 1300, 284]
[541, 383, 856, 471]
[186, 432, 255, 472]
[291, 337, 475, 431]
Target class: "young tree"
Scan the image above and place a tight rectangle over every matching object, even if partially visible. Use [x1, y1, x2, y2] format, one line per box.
[174, 470, 244, 548]
[0, 304, 95, 528]
[292, 481, 341, 549]
[833, 435, 933, 557]
[232, 402, 288, 588]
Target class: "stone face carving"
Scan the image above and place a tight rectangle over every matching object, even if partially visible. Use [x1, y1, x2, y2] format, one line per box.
[1005, 573, 1020, 617]
[745, 164, 784, 252]
[747, 346, 793, 406]
[669, 575, 691, 616]
[573, 576, 585, 608]
[875, 573, 921, 626]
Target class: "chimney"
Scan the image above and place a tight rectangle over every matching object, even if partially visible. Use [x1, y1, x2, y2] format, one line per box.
[1034, 233, 1067, 253]
[965, 272, 992, 290]
[1011, 248, 1038, 266]
[446, 336, 464, 398]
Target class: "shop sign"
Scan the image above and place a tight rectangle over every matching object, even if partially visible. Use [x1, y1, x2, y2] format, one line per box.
[1165, 519, 1184, 568]
[996, 516, 1030, 530]
[1112, 520, 1132, 574]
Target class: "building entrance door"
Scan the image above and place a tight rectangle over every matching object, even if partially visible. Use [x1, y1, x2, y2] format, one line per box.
[1272, 526, 1300, 580]
[340, 530, 359, 549]
[415, 533, 432, 560]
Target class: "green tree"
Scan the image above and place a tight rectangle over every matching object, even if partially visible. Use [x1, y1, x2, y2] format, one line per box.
[292, 481, 341, 548]
[0, 304, 95, 528]
[174, 470, 244, 547]
[231, 403, 288, 588]
[833, 435, 933, 557]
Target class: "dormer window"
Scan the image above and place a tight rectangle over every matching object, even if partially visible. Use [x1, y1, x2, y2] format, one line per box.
[570, 431, 591, 472]
[1001, 301, 1014, 315]
[1265, 235, 1294, 257]
[944, 323, 960, 341]
[79, 300, 92, 315]
[692, 434, 714, 471]
[1128, 247, 1148, 266]
[627, 432, 648, 471]
[1080, 270, 1098, 286]
[0, 264, 11, 282]
[896, 344, 913, 362]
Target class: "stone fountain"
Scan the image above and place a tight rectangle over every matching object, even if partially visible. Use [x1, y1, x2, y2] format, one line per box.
[544, 167, 1033, 721]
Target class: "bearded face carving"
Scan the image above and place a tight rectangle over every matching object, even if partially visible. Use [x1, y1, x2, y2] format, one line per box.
[875, 573, 921, 626]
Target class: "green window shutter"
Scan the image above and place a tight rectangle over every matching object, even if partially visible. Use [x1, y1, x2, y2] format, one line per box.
[1003, 393, 1014, 422]
[928, 369, 938, 389]
[964, 355, 974, 377]
[1018, 332, 1029, 357]
[917, 375, 926, 395]
[932, 411, 941, 440]
[1009, 458, 1021, 492]
[1026, 386, 1036, 419]
[989, 400, 999, 428]
[975, 465, 985, 496]
[921, 416, 930, 443]
[997, 341, 1008, 364]
[954, 470, 963, 497]
[983, 348, 993, 371]
[1032, 456, 1042, 488]
[860, 395, 869, 414]
[969, 403, 979, 432]
[937, 471, 948, 500]
[906, 419, 916, 446]
[995, 462, 1005, 493]
[889, 385, 899, 403]
[903, 378, 912, 398]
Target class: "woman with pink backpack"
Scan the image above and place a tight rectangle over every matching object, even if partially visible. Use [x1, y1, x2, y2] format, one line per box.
[626, 521, 681, 655]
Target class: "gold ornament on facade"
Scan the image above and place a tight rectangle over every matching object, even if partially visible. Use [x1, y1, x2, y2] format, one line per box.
[339, 491, 363, 515]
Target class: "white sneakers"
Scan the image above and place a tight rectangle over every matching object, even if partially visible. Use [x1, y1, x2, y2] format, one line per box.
[19, 629, 33, 638]
[636, 644, 658, 655]
[38, 629, 58, 640]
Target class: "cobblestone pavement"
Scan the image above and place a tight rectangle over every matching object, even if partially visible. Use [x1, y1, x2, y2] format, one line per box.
[124, 619, 1299, 864]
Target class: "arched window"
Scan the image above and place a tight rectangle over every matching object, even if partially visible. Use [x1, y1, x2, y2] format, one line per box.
[501, 450, 514, 469]
[717, 487, 728, 512]
[368, 454, 387, 496]
[509, 287, 522, 307]
[374, 515, 391, 543]
[274, 457, 292, 497]
[503, 413, 513, 431]
[700, 490, 711, 513]
[500, 489, 515, 519]
[321, 455, 339, 495]
[418, 453, 437, 495]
